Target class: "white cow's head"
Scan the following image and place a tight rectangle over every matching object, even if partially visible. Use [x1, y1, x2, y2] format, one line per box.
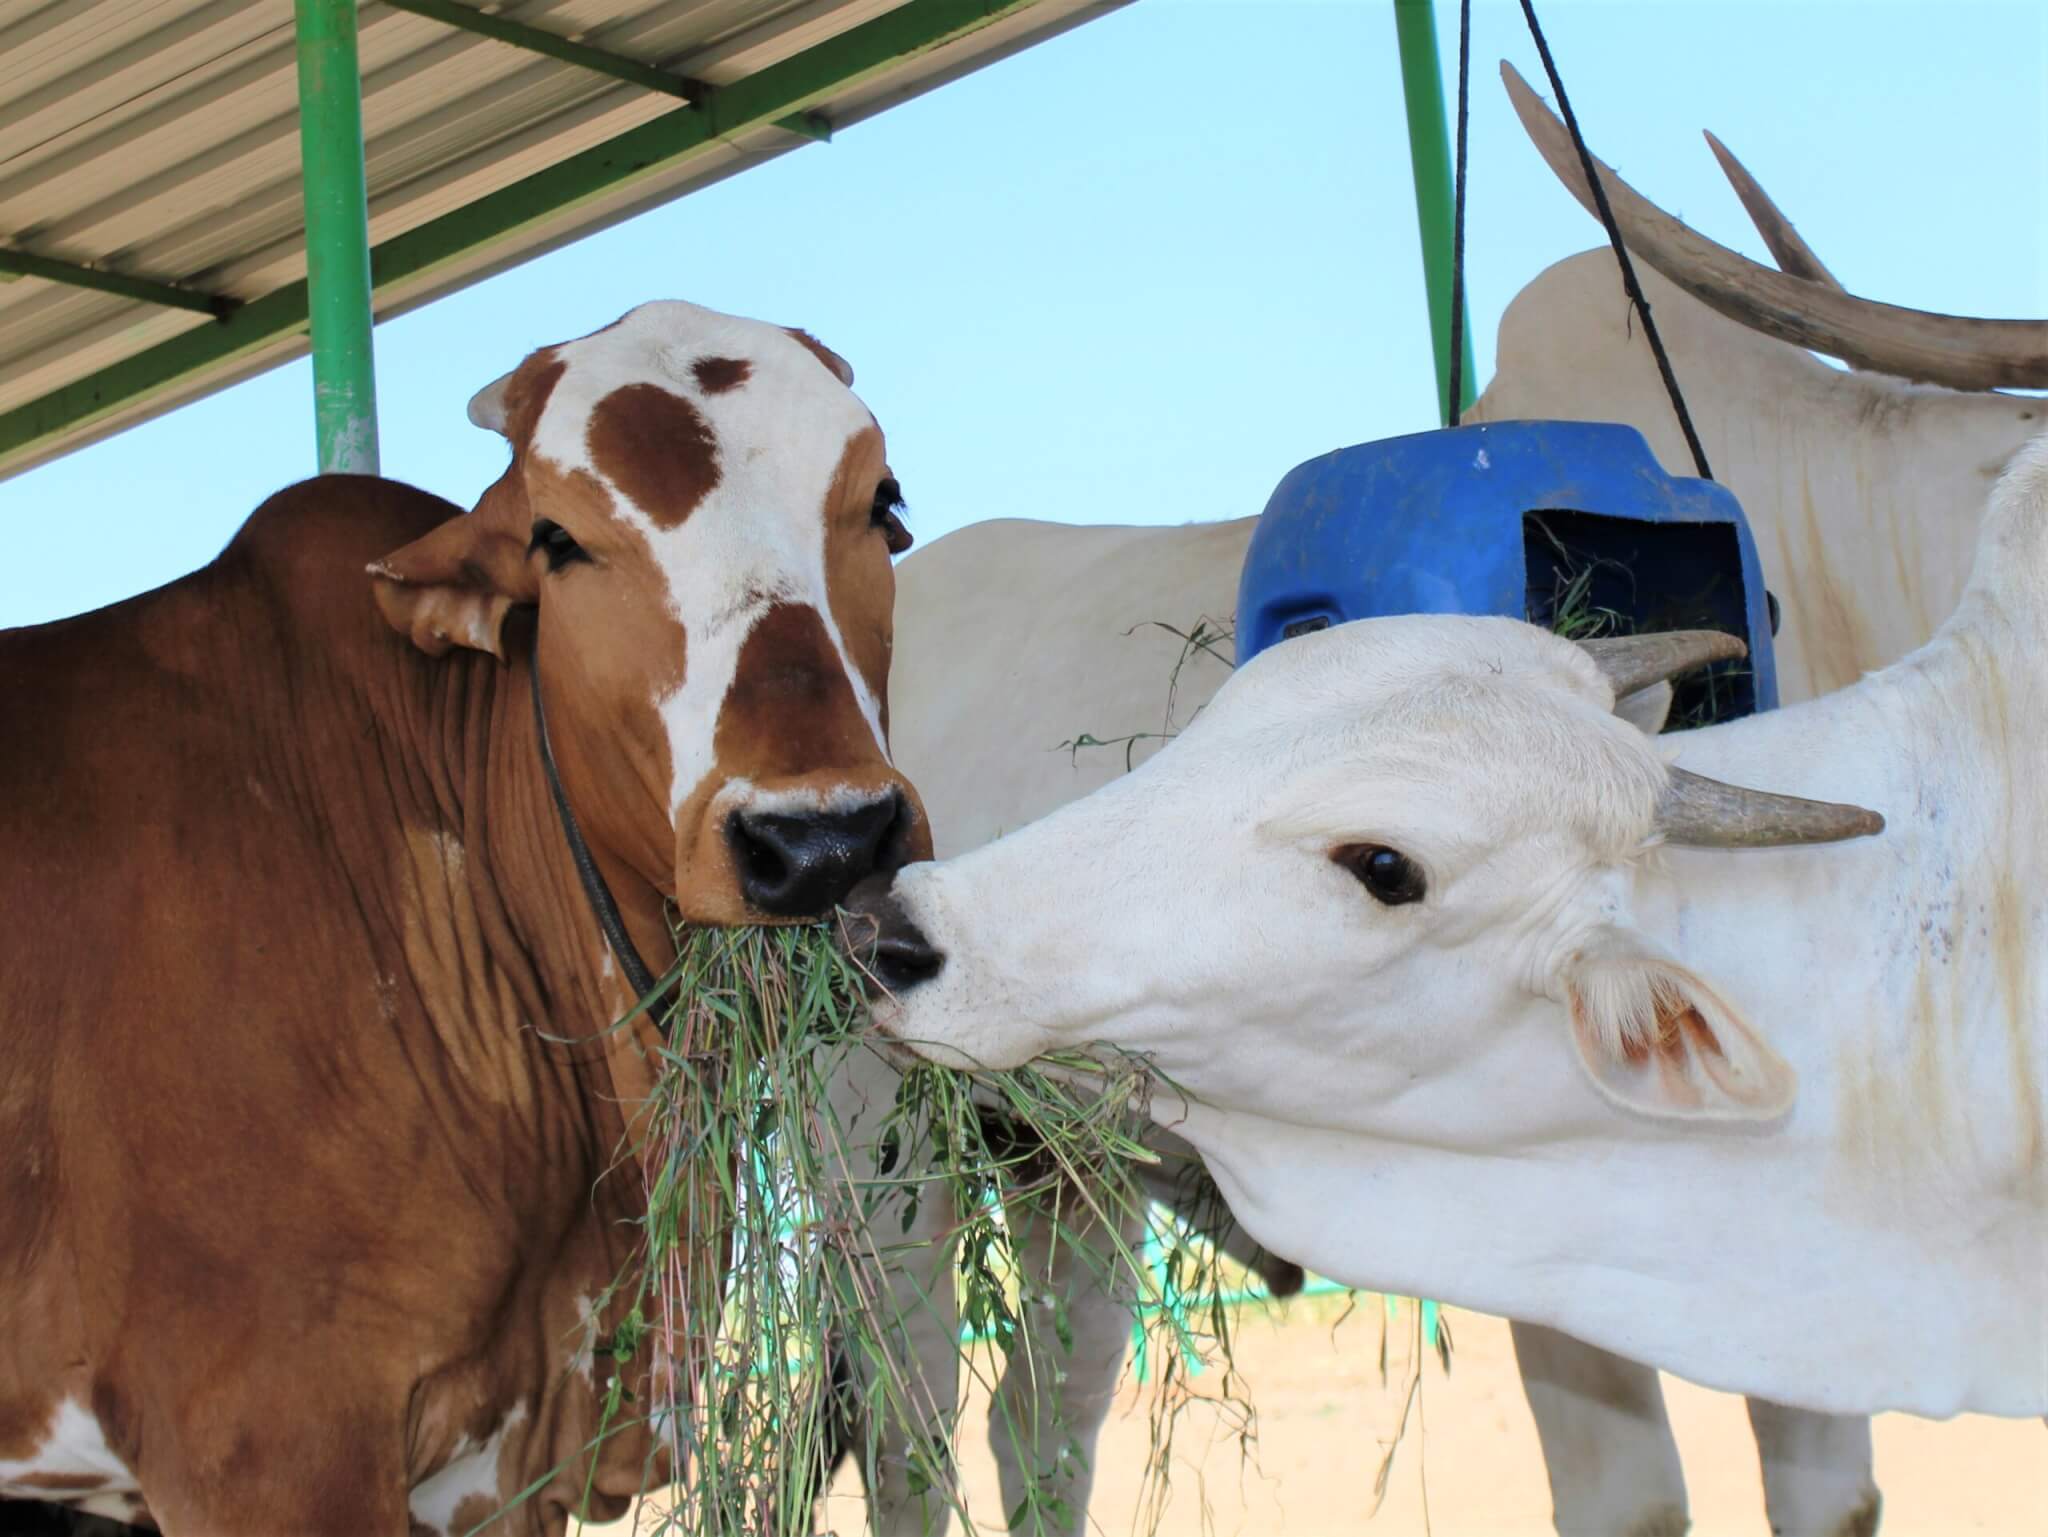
[847, 617, 1881, 1132]
[369, 301, 928, 924]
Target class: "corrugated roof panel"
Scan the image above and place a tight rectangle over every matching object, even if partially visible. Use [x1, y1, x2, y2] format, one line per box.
[0, 0, 1131, 476]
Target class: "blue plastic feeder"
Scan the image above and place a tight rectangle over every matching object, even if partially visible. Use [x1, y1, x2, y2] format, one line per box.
[1235, 420, 1778, 721]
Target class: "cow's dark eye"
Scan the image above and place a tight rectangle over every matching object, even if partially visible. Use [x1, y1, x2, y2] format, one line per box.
[872, 477, 912, 556]
[1336, 844, 1427, 907]
[528, 519, 589, 573]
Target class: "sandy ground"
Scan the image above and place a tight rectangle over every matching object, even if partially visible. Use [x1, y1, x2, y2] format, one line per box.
[583, 1294, 2044, 1536]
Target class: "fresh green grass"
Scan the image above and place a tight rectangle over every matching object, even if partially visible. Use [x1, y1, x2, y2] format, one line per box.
[518, 920, 1250, 1536]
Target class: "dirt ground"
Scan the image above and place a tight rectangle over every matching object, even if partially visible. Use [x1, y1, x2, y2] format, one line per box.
[583, 1294, 2044, 1536]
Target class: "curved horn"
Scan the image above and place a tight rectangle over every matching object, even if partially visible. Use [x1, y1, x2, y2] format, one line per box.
[1502, 62, 2048, 392]
[1658, 767, 1885, 848]
[1579, 630, 1747, 700]
[1701, 130, 1841, 291]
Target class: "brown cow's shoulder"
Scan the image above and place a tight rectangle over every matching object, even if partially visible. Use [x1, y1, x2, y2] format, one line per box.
[1, 476, 655, 1534]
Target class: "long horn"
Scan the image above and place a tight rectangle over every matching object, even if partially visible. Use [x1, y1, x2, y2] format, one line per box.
[1579, 630, 1747, 699]
[1502, 62, 2048, 392]
[1658, 767, 1885, 848]
[1701, 130, 1841, 291]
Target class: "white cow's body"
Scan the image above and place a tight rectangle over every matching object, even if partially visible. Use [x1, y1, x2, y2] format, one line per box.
[868, 424, 2048, 1418]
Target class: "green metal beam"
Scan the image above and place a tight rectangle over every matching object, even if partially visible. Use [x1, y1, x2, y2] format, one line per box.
[381, 0, 697, 100]
[294, 0, 381, 474]
[0, 247, 236, 319]
[0, 0, 1025, 475]
[381, 1, 831, 141]
[1392, 0, 1474, 425]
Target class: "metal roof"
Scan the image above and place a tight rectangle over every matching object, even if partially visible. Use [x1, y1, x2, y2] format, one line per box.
[0, 0, 1127, 478]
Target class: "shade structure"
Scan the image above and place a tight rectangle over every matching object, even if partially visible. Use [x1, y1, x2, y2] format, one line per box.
[0, 0, 1135, 479]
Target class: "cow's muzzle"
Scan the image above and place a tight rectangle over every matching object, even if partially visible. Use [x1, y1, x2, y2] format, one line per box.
[838, 875, 945, 996]
[726, 792, 912, 918]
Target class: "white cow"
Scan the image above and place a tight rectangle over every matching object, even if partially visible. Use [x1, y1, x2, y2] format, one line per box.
[853, 419, 2048, 1423]
[855, 279, 2042, 1537]
[836, 99, 2046, 1534]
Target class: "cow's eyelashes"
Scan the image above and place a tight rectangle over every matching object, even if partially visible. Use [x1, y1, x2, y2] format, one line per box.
[528, 519, 590, 573]
[872, 477, 912, 556]
[1334, 844, 1428, 907]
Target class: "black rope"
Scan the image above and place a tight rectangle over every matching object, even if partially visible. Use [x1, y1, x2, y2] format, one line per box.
[1516, 0, 1714, 481]
[529, 640, 677, 1027]
[1446, 0, 1472, 426]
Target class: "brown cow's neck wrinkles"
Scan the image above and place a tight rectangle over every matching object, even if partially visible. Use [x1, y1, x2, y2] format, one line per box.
[366, 552, 682, 1530]
[311, 490, 675, 1524]
[0, 478, 670, 1530]
[405, 624, 676, 1111]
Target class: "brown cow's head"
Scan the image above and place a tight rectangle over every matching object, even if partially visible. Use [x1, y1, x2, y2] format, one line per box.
[368, 301, 927, 924]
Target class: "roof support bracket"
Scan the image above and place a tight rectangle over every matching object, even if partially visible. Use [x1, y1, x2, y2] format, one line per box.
[381, 1, 834, 140]
[0, 247, 237, 320]
[380, 0, 700, 99]
[776, 109, 833, 142]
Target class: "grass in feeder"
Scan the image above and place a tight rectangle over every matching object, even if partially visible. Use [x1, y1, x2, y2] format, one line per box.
[1527, 514, 1753, 730]
[1537, 545, 1633, 643]
[535, 920, 1251, 1536]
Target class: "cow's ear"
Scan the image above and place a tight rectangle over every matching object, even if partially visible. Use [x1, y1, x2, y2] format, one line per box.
[1555, 925, 1795, 1122]
[467, 367, 517, 435]
[366, 486, 537, 659]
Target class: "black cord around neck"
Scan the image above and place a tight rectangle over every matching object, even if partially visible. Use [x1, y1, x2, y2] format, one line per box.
[528, 643, 675, 1024]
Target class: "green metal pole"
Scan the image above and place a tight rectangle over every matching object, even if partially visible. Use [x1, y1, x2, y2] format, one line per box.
[1392, 0, 1475, 424]
[293, 0, 380, 474]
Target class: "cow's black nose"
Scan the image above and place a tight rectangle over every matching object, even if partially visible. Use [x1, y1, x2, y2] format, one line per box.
[727, 794, 909, 918]
[839, 875, 945, 994]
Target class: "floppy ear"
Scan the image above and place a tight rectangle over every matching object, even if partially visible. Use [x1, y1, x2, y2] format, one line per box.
[1555, 925, 1795, 1122]
[1614, 681, 1674, 736]
[366, 488, 537, 659]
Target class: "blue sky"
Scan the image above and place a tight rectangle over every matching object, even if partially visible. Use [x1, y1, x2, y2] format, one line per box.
[3, 0, 2042, 627]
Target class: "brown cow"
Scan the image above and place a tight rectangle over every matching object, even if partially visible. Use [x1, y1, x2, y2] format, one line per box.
[0, 302, 928, 1534]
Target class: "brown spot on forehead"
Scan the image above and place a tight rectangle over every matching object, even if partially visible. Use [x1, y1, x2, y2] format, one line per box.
[692, 356, 751, 394]
[784, 328, 855, 387]
[586, 382, 720, 530]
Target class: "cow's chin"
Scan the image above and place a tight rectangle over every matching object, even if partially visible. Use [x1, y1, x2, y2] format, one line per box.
[863, 990, 1048, 1075]
[669, 884, 775, 928]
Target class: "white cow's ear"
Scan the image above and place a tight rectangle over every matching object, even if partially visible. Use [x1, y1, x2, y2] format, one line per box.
[1556, 925, 1795, 1122]
[1614, 681, 1674, 736]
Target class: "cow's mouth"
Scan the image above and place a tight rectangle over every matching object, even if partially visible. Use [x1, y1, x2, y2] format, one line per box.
[836, 875, 944, 994]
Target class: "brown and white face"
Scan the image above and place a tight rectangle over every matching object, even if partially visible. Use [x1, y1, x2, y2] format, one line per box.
[368, 300, 928, 923]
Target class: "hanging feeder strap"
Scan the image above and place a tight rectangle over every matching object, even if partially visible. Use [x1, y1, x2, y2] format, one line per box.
[1446, 0, 1472, 427]
[1511, 0, 1713, 480]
